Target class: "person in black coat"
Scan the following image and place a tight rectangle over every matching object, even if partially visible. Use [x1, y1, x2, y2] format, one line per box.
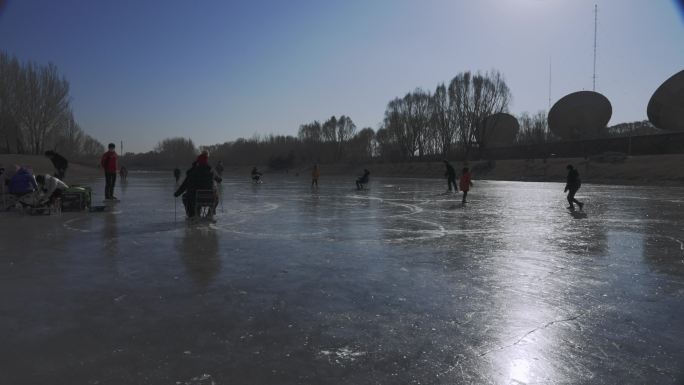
[174, 155, 221, 217]
[443, 160, 457, 193]
[45, 151, 68, 179]
[564, 164, 584, 211]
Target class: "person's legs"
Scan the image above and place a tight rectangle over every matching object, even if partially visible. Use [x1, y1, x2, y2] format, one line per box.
[449, 177, 458, 192]
[182, 194, 194, 217]
[462, 190, 468, 203]
[569, 188, 583, 209]
[567, 188, 580, 209]
[104, 173, 112, 199]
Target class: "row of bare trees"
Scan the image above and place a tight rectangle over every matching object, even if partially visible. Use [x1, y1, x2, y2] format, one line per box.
[376, 70, 512, 160]
[0, 52, 104, 158]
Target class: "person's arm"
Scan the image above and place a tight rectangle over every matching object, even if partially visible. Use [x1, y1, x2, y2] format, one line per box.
[174, 177, 189, 197]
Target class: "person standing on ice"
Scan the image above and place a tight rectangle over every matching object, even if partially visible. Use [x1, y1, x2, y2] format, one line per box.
[100, 143, 118, 200]
[564, 164, 584, 211]
[311, 164, 320, 188]
[173, 167, 181, 184]
[443, 160, 458, 193]
[459, 167, 473, 204]
[215, 161, 224, 178]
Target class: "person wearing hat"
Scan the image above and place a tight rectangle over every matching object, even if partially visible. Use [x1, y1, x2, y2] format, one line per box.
[174, 152, 221, 217]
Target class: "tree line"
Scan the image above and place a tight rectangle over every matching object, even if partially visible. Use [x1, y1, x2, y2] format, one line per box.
[0, 51, 104, 160]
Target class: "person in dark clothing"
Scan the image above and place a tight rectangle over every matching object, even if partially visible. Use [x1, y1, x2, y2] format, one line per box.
[45, 151, 68, 179]
[215, 161, 224, 178]
[174, 167, 181, 184]
[174, 155, 221, 217]
[356, 169, 370, 190]
[443, 160, 457, 193]
[251, 167, 263, 183]
[564, 164, 584, 211]
[100, 143, 118, 200]
[9, 166, 38, 196]
[119, 166, 128, 182]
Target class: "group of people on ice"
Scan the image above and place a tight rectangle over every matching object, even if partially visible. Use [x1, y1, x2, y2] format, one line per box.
[443, 160, 473, 204]
[2, 143, 585, 216]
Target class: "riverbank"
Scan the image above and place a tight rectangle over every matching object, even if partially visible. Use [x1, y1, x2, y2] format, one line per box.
[5, 153, 683, 187]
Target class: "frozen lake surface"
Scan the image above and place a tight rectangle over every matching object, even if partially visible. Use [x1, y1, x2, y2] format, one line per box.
[1, 173, 683, 384]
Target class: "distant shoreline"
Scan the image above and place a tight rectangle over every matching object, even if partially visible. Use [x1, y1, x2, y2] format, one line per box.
[3, 153, 683, 187]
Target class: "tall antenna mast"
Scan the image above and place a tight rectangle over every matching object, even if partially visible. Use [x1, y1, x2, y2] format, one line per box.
[593, 4, 597, 91]
[548, 56, 552, 109]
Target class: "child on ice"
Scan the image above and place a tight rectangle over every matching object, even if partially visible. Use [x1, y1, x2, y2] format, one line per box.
[459, 167, 473, 204]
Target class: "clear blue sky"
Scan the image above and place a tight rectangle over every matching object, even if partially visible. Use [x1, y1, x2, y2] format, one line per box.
[1, 0, 682, 153]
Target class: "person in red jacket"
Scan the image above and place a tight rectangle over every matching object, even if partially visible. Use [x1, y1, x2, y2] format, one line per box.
[100, 143, 118, 200]
[459, 167, 473, 204]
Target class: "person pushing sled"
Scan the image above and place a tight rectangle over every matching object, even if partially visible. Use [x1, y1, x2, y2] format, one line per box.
[175, 152, 221, 220]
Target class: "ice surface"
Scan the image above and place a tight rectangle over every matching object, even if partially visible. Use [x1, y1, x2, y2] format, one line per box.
[1, 173, 683, 384]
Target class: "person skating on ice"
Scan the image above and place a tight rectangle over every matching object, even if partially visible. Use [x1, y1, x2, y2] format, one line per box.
[564, 164, 584, 211]
[459, 167, 473, 204]
[443, 160, 458, 193]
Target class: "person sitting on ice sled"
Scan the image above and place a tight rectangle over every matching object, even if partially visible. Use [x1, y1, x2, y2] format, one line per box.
[251, 166, 263, 183]
[174, 152, 221, 218]
[6, 166, 39, 209]
[35, 174, 68, 206]
[355, 169, 370, 190]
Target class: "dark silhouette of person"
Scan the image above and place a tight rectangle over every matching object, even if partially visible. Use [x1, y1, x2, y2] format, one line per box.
[215, 161, 224, 177]
[174, 153, 221, 217]
[459, 167, 473, 204]
[173, 167, 181, 184]
[356, 169, 370, 190]
[564, 164, 584, 211]
[44, 150, 68, 179]
[251, 166, 262, 183]
[443, 160, 457, 193]
[311, 164, 320, 187]
[100, 143, 118, 200]
[119, 166, 128, 182]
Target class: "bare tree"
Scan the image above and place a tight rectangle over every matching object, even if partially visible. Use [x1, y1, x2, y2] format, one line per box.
[449, 70, 511, 157]
[431, 83, 456, 157]
[517, 111, 549, 145]
[298, 121, 322, 143]
[335, 115, 356, 159]
[321, 116, 337, 143]
[407, 89, 431, 157]
[15, 62, 71, 154]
